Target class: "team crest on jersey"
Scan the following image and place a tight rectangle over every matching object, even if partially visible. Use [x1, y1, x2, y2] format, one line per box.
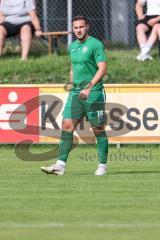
[82, 46, 88, 53]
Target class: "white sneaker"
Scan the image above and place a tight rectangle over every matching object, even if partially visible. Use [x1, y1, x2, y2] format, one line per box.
[136, 53, 153, 61]
[41, 161, 65, 175]
[95, 163, 107, 176]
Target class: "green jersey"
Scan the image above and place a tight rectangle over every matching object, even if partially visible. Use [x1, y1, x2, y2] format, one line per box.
[69, 36, 107, 91]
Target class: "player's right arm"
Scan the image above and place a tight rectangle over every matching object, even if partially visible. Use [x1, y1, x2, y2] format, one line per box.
[135, 0, 145, 20]
[69, 65, 73, 84]
[66, 65, 73, 91]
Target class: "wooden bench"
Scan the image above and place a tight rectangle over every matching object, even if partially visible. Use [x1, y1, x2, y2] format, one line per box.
[41, 31, 71, 54]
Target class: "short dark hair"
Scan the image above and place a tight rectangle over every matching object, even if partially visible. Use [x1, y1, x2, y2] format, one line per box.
[72, 15, 88, 24]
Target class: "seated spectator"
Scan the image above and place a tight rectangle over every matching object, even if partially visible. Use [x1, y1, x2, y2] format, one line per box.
[0, 0, 42, 60]
[136, 0, 160, 61]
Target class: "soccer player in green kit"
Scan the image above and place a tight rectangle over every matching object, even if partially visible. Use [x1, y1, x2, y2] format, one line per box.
[41, 15, 108, 176]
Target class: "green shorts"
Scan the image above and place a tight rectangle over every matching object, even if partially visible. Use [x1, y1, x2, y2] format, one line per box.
[62, 88, 107, 127]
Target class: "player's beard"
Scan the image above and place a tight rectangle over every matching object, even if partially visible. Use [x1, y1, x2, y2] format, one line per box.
[77, 32, 88, 42]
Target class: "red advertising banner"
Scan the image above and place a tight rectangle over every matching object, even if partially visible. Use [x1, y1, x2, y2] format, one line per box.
[1, 84, 160, 144]
[0, 87, 39, 143]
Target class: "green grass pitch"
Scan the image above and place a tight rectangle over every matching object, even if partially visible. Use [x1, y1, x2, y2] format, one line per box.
[0, 144, 160, 240]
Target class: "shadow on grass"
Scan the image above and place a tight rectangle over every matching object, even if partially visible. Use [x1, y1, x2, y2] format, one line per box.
[109, 170, 160, 175]
[66, 170, 160, 176]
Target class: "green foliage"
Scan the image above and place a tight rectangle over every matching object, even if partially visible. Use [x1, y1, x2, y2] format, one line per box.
[0, 54, 70, 84]
[107, 49, 160, 83]
[0, 49, 160, 84]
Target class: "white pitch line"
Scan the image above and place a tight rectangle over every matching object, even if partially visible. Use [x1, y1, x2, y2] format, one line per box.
[97, 223, 160, 228]
[0, 223, 64, 228]
[0, 222, 160, 229]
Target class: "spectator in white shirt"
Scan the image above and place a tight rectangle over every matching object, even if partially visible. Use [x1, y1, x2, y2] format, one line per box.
[0, 0, 42, 60]
[136, 0, 160, 61]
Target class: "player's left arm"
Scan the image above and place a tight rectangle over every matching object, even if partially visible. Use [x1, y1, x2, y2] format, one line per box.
[79, 61, 107, 99]
[88, 61, 107, 88]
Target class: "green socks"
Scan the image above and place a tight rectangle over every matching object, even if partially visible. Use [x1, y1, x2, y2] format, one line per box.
[95, 131, 108, 164]
[58, 130, 108, 164]
[58, 131, 73, 162]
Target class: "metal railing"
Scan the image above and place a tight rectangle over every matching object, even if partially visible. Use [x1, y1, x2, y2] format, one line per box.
[5, 0, 138, 54]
